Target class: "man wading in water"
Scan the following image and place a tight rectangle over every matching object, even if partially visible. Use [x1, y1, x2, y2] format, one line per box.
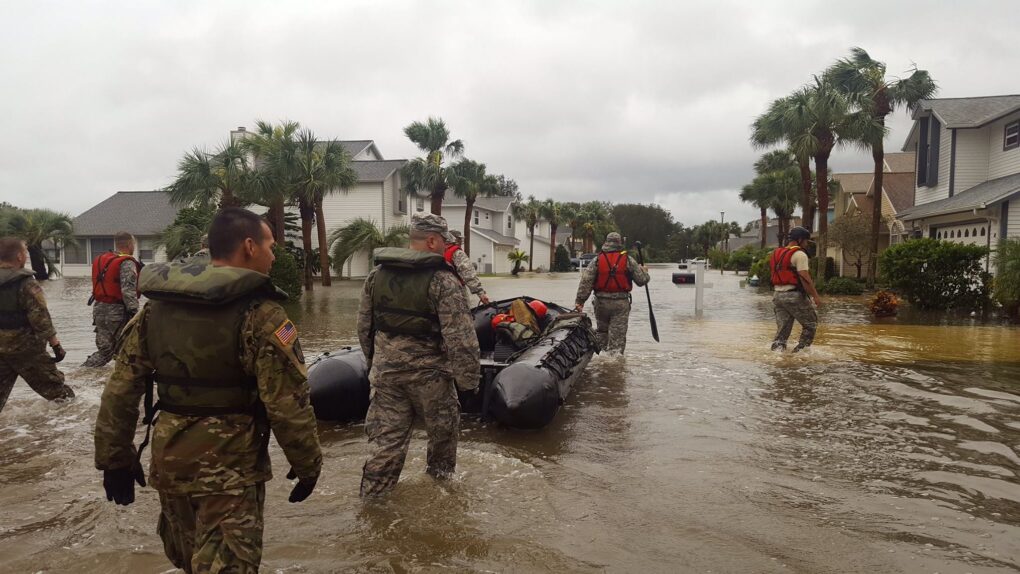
[768, 226, 822, 352]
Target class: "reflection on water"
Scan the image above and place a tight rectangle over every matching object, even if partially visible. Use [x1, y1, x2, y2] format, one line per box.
[1, 271, 1019, 572]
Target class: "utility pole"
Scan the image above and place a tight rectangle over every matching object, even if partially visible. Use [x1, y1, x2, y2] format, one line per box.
[720, 211, 726, 275]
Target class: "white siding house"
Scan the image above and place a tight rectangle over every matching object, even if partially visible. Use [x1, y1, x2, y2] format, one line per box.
[897, 95, 1020, 272]
[440, 197, 520, 274]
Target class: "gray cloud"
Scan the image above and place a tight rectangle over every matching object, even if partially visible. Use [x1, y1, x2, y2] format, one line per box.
[2, 0, 1018, 227]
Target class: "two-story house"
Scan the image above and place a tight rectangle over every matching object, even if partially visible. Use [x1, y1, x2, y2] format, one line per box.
[897, 95, 1020, 269]
[438, 197, 521, 274]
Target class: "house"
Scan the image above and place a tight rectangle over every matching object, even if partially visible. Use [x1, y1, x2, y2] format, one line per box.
[61, 191, 179, 277]
[438, 196, 520, 274]
[721, 217, 802, 252]
[896, 95, 1020, 270]
[829, 152, 915, 276]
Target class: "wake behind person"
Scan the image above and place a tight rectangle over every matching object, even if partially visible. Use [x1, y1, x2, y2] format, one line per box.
[769, 226, 823, 352]
[357, 213, 481, 497]
[94, 208, 321, 573]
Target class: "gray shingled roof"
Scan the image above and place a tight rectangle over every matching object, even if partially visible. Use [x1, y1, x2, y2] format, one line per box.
[833, 172, 873, 195]
[472, 227, 519, 246]
[442, 196, 515, 211]
[898, 172, 1020, 221]
[340, 140, 375, 158]
[73, 191, 179, 236]
[351, 160, 406, 182]
[914, 95, 1020, 128]
[884, 152, 916, 174]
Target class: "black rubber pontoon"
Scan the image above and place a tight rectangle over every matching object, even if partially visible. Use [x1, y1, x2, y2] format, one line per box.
[308, 297, 599, 429]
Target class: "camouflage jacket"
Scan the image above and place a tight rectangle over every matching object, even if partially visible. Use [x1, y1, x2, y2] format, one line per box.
[450, 248, 486, 298]
[94, 296, 322, 495]
[357, 266, 481, 391]
[119, 257, 140, 314]
[0, 266, 56, 354]
[575, 249, 651, 303]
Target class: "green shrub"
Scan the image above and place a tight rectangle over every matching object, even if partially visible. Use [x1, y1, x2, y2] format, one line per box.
[708, 248, 729, 270]
[818, 276, 864, 295]
[270, 245, 303, 301]
[553, 244, 572, 272]
[727, 247, 755, 272]
[748, 247, 774, 289]
[879, 238, 990, 311]
[809, 256, 836, 281]
[994, 238, 1020, 320]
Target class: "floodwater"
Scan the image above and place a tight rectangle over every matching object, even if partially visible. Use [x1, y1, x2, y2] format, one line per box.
[2, 266, 1019, 573]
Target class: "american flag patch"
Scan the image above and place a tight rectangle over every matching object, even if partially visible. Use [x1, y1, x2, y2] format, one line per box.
[274, 320, 298, 346]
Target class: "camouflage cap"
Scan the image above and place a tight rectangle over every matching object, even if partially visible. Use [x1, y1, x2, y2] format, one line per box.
[450, 229, 463, 242]
[602, 232, 623, 250]
[411, 213, 450, 237]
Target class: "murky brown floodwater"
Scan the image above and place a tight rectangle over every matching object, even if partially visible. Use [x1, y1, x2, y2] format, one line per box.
[2, 267, 1019, 573]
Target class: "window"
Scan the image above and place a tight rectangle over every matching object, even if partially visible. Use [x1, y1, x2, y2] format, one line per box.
[90, 237, 115, 259]
[964, 229, 970, 237]
[1005, 121, 1019, 151]
[916, 116, 940, 187]
[936, 231, 942, 239]
[473, 210, 479, 225]
[507, 215, 512, 229]
[415, 197, 424, 212]
[138, 238, 155, 262]
[981, 227, 986, 237]
[64, 241, 86, 264]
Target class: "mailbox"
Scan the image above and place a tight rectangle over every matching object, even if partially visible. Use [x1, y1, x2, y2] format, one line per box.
[672, 272, 696, 285]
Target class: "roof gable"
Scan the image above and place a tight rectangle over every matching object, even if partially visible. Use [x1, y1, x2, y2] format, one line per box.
[832, 172, 873, 195]
[914, 95, 1020, 128]
[73, 191, 179, 236]
[883, 152, 916, 174]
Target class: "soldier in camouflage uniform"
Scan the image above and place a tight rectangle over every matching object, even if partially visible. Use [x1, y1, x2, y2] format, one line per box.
[95, 209, 321, 574]
[574, 232, 650, 353]
[83, 231, 140, 367]
[358, 214, 481, 497]
[0, 237, 73, 413]
[445, 229, 490, 304]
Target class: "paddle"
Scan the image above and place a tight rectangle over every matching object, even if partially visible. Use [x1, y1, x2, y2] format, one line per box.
[632, 241, 659, 342]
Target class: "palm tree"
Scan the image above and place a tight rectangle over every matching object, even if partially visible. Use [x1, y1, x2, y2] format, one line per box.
[292, 132, 358, 289]
[0, 208, 75, 279]
[539, 199, 565, 270]
[512, 196, 542, 271]
[507, 248, 529, 276]
[739, 180, 771, 248]
[165, 140, 251, 210]
[752, 94, 817, 230]
[825, 48, 937, 285]
[448, 159, 499, 256]
[578, 201, 609, 253]
[241, 120, 302, 243]
[327, 218, 409, 277]
[400, 117, 464, 215]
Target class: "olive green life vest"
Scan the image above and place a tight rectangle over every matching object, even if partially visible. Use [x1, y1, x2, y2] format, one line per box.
[371, 247, 448, 339]
[139, 261, 288, 417]
[0, 268, 34, 330]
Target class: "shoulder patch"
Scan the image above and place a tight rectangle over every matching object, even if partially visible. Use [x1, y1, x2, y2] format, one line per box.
[274, 320, 298, 346]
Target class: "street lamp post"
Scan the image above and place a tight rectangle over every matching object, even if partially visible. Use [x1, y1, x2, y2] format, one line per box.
[720, 211, 726, 275]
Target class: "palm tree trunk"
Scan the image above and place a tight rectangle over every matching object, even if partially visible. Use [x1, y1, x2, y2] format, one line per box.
[299, 198, 315, 292]
[798, 158, 813, 230]
[550, 224, 557, 269]
[464, 197, 474, 257]
[269, 200, 286, 244]
[759, 208, 768, 248]
[528, 226, 535, 271]
[814, 152, 831, 286]
[867, 130, 885, 288]
[220, 189, 237, 210]
[315, 199, 331, 286]
[430, 184, 445, 215]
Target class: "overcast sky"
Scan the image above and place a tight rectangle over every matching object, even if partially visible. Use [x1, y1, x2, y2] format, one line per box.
[2, 0, 1019, 227]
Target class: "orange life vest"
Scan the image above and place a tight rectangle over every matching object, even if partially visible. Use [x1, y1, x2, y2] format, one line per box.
[443, 244, 465, 285]
[769, 246, 803, 288]
[594, 251, 632, 293]
[91, 252, 140, 304]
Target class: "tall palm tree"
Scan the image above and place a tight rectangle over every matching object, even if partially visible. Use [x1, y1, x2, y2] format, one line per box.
[328, 218, 410, 277]
[0, 208, 75, 279]
[292, 132, 358, 289]
[825, 48, 937, 285]
[241, 120, 302, 243]
[739, 180, 772, 248]
[512, 196, 542, 271]
[561, 202, 582, 255]
[752, 94, 817, 230]
[400, 117, 464, 215]
[539, 199, 565, 269]
[166, 140, 251, 210]
[578, 201, 609, 253]
[448, 159, 499, 256]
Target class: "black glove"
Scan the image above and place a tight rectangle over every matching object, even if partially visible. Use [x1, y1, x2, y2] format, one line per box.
[51, 344, 66, 363]
[103, 462, 146, 506]
[286, 467, 317, 503]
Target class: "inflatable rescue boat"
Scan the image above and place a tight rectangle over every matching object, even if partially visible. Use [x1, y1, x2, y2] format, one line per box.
[308, 297, 599, 429]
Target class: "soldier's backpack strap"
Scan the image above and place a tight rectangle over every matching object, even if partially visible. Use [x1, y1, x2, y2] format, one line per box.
[135, 373, 157, 466]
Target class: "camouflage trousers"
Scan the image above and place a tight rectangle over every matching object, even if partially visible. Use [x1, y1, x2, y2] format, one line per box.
[0, 347, 74, 413]
[157, 483, 265, 574]
[83, 303, 129, 367]
[361, 370, 460, 497]
[772, 291, 818, 350]
[593, 295, 631, 353]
